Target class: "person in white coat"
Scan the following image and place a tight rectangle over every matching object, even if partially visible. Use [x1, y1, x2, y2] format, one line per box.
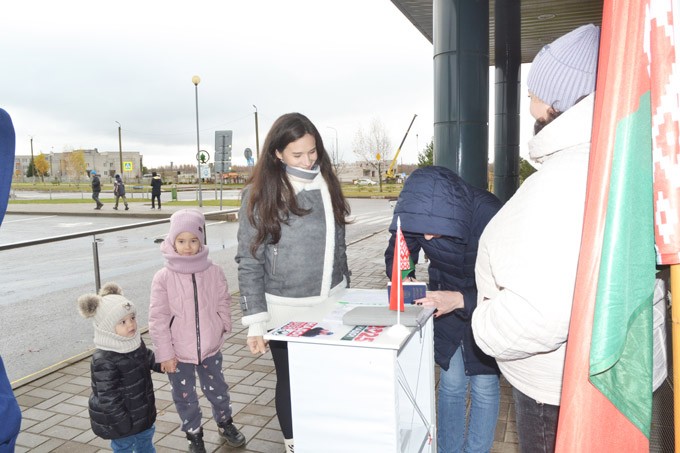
[471, 24, 600, 453]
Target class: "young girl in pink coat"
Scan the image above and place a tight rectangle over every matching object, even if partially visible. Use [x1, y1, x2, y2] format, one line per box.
[149, 209, 245, 452]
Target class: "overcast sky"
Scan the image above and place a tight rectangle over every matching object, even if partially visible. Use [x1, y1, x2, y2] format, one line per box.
[1, 0, 441, 169]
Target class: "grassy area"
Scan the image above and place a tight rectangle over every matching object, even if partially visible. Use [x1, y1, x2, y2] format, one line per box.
[10, 182, 403, 201]
[342, 184, 401, 198]
[8, 198, 242, 207]
[10, 182, 245, 193]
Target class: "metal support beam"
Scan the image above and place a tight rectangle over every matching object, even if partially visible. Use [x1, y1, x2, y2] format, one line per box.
[433, 0, 490, 188]
[493, 0, 522, 203]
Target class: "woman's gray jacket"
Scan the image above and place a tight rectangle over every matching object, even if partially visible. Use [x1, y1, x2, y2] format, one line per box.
[235, 175, 350, 337]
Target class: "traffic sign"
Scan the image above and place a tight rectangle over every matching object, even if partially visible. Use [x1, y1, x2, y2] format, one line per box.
[215, 130, 232, 173]
[196, 150, 210, 164]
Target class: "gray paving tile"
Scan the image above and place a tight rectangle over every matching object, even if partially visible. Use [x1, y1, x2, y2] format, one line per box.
[21, 407, 56, 422]
[41, 424, 82, 440]
[60, 415, 92, 430]
[28, 437, 68, 452]
[34, 391, 73, 410]
[25, 413, 69, 434]
[49, 402, 85, 416]
[15, 430, 51, 449]
[50, 440, 101, 452]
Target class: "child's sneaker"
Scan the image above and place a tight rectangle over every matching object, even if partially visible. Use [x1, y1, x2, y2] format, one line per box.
[185, 428, 207, 453]
[218, 421, 246, 447]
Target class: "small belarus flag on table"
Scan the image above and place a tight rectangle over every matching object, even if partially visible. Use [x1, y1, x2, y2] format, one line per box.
[390, 217, 411, 312]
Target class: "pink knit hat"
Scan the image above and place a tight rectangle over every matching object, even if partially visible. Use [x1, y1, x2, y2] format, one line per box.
[167, 209, 206, 245]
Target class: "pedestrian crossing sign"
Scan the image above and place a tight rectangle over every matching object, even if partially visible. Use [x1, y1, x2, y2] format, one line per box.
[123, 161, 133, 171]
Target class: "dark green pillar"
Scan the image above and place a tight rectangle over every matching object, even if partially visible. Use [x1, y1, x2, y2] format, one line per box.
[433, 0, 489, 189]
[493, 0, 521, 203]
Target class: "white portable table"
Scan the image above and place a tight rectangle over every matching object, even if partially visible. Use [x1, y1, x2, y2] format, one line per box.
[264, 288, 436, 453]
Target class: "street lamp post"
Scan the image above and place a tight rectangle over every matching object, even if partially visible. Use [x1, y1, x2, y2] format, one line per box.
[192, 75, 203, 207]
[29, 136, 35, 184]
[115, 121, 123, 178]
[253, 105, 260, 160]
[327, 126, 338, 165]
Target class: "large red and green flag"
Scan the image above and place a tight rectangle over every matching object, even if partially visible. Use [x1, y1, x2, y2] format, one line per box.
[556, 0, 679, 451]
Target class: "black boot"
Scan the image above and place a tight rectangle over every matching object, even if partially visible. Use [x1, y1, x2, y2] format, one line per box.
[217, 420, 246, 447]
[185, 428, 207, 453]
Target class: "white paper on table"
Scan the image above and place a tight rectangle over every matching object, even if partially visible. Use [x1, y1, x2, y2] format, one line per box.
[323, 305, 354, 323]
[337, 288, 388, 306]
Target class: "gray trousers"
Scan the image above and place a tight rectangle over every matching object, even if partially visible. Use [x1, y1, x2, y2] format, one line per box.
[114, 194, 128, 208]
[167, 352, 233, 432]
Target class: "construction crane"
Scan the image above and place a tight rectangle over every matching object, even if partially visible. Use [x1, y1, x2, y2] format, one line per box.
[385, 113, 417, 183]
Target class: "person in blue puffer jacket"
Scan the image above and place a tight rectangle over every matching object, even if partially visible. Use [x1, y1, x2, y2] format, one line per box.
[385, 165, 501, 453]
[0, 355, 21, 453]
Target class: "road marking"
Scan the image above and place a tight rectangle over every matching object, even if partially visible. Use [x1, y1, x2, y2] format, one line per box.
[2, 215, 58, 223]
[56, 222, 95, 228]
[350, 214, 393, 226]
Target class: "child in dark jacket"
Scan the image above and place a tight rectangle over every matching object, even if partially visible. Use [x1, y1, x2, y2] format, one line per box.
[78, 282, 163, 453]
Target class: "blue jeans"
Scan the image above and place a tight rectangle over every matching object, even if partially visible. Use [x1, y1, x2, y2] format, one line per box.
[512, 387, 559, 453]
[437, 348, 500, 453]
[110, 425, 155, 452]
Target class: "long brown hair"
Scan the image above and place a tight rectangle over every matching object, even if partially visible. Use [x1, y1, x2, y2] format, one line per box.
[244, 112, 350, 254]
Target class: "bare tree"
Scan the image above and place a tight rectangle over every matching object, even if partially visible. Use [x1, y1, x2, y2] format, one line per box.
[329, 146, 348, 180]
[352, 118, 392, 177]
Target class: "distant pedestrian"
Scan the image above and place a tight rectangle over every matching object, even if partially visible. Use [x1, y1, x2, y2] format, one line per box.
[150, 172, 162, 209]
[91, 171, 103, 210]
[78, 282, 163, 453]
[113, 174, 129, 211]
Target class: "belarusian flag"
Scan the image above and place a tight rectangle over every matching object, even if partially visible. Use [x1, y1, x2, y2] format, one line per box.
[390, 217, 408, 312]
[556, 0, 678, 451]
[397, 227, 414, 280]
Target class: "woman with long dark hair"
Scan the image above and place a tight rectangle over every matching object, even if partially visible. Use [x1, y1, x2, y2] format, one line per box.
[235, 112, 350, 453]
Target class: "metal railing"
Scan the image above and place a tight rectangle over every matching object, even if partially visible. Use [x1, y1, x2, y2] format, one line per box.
[1, 209, 238, 291]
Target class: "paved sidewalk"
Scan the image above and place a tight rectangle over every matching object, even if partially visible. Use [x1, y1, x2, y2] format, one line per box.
[7, 203, 519, 453]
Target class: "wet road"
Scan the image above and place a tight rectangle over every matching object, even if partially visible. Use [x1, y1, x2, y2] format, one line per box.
[0, 198, 396, 382]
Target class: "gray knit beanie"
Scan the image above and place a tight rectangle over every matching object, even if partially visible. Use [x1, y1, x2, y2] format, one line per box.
[78, 282, 140, 353]
[166, 208, 206, 245]
[527, 24, 600, 112]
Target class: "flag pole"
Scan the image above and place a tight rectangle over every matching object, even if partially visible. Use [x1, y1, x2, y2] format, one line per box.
[397, 217, 402, 327]
[672, 264, 680, 453]
[388, 216, 409, 337]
